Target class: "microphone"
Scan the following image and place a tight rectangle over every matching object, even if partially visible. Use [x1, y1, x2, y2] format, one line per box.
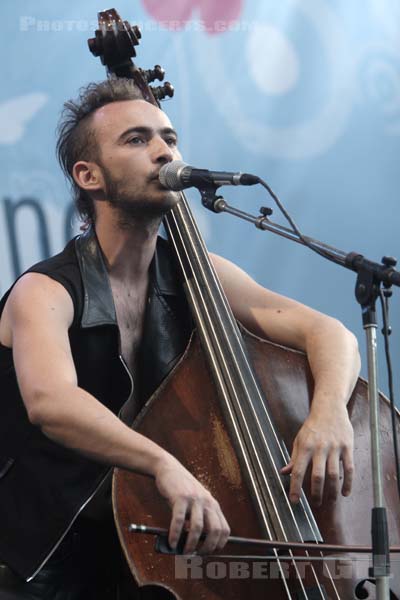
[158, 160, 259, 191]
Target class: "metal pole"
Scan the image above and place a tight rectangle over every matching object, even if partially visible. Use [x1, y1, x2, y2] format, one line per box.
[364, 323, 390, 599]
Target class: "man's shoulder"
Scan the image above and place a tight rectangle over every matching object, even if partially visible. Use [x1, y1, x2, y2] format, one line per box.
[0, 237, 82, 323]
[7, 271, 74, 313]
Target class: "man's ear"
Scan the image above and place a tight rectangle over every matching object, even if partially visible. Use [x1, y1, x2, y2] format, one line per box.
[72, 161, 104, 193]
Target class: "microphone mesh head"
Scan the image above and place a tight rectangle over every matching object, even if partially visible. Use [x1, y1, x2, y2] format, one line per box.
[158, 160, 189, 191]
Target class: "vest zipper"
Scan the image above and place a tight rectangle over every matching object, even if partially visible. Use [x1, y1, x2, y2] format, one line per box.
[26, 356, 134, 582]
[26, 466, 113, 581]
[118, 354, 135, 417]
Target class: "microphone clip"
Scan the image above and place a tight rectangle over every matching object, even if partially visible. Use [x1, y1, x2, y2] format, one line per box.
[200, 187, 226, 213]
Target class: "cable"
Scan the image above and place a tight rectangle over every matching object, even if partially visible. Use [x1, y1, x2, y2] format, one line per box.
[258, 178, 345, 266]
[379, 289, 400, 501]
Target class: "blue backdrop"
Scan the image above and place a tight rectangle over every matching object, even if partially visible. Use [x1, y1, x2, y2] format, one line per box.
[0, 0, 399, 400]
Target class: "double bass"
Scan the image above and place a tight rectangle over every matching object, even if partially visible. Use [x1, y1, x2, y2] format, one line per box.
[88, 10, 400, 599]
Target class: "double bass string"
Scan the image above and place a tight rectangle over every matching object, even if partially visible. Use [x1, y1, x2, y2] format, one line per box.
[166, 201, 325, 599]
[165, 195, 340, 598]
[172, 198, 344, 597]
[165, 203, 296, 598]
[178, 210, 337, 600]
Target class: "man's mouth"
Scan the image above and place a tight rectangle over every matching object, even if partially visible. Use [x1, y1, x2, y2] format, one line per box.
[150, 173, 169, 189]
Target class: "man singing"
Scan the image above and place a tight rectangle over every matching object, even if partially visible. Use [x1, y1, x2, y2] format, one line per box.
[0, 77, 360, 599]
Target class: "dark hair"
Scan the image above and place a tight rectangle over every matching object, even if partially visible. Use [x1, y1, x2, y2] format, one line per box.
[56, 77, 144, 223]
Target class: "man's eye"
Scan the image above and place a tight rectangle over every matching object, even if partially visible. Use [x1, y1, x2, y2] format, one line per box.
[128, 137, 145, 145]
[165, 137, 177, 146]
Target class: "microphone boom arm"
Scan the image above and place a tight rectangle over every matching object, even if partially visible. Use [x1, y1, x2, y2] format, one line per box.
[201, 191, 400, 288]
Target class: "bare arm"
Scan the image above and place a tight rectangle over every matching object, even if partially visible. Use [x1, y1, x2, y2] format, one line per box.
[6, 273, 229, 553]
[211, 253, 361, 506]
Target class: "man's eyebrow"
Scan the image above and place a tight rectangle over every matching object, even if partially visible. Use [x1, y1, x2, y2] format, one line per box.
[117, 126, 178, 142]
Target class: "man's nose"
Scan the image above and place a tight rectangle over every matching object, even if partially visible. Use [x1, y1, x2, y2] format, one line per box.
[151, 136, 175, 163]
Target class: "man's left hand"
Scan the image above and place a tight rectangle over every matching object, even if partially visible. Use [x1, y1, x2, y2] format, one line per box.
[280, 407, 354, 506]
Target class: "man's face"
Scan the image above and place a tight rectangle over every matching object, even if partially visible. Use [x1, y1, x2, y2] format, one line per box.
[91, 99, 182, 219]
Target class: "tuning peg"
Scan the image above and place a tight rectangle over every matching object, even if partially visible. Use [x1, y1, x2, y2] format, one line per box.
[124, 21, 141, 45]
[151, 82, 174, 101]
[142, 65, 165, 83]
[382, 256, 397, 268]
[88, 30, 103, 57]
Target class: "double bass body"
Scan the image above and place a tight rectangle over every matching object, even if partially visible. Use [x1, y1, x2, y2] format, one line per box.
[113, 328, 400, 599]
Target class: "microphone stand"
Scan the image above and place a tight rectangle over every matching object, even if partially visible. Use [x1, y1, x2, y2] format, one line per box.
[199, 187, 400, 600]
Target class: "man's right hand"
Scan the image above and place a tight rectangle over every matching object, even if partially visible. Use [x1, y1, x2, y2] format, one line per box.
[154, 455, 230, 555]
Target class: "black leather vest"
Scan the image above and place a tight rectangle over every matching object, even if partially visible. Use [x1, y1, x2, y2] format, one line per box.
[0, 228, 192, 580]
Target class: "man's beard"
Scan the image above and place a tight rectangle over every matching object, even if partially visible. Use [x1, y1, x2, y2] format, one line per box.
[101, 165, 178, 228]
